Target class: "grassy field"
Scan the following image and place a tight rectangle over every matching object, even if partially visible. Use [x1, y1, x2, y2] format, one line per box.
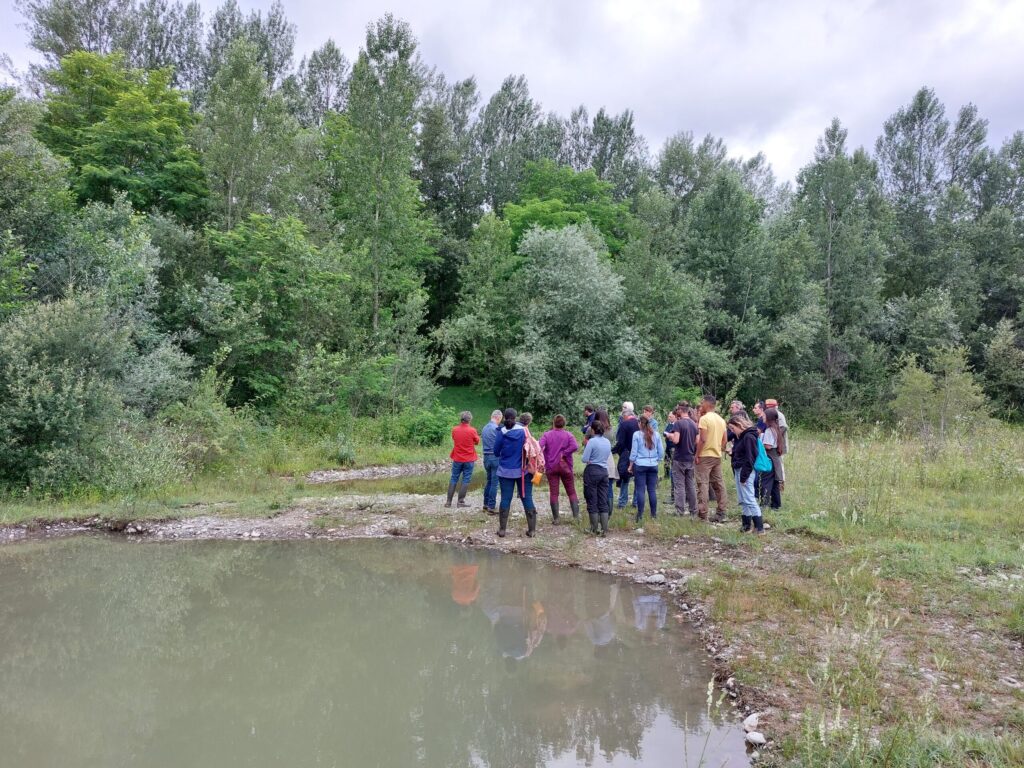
[1, 388, 1022, 766]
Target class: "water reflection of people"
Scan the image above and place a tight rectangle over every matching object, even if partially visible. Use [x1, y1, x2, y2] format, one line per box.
[490, 589, 547, 662]
[449, 564, 480, 607]
[582, 582, 619, 650]
[633, 592, 668, 634]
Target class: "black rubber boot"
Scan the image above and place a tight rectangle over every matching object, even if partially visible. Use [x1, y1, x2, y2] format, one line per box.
[754, 515, 764, 534]
[457, 484, 469, 508]
[569, 499, 580, 520]
[550, 500, 560, 524]
[599, 513, 610, 536]
[741, 515, 751, 532]
[445, 482, 457, 508]
[497, 509, 509, 537]
[525, 510, 537, 537]
[589, 512, 599, 534]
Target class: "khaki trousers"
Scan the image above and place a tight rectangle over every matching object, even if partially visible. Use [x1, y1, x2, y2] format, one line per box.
[696, 455, 727, 520]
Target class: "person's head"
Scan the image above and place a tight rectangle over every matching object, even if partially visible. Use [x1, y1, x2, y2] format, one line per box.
[503, 408, 518, 430]
[518, 412, 533, 427]
[766, 398, 779, 410]
[701, 395, 716, 414]
[490, 409, 503, 424]
[729, 399, 745, 415]
[677, 400, 690, 412]
[621, 401, 634, 416]
[596, 408, 611, 431]
[667, 410, 677, 423]
[584, 404, 595, 416]
[727, 413, 753, 435]
[553, 414, 566, 429]
[590, 421, 605, 436]
[460, 410, 473, 424]
[764, 407, 780, 428]
[642, 405, 654, 418]
[673, 405, 687, 419]
[688, 408, 699, 423]
[638, 414, 654, 449]
[753, 401, 765, 418]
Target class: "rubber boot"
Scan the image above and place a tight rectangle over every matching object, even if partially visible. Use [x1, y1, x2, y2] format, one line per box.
[497, 509, 509, 537]
[457, 484, 469, 508]
[525, 510, 537, 537]
[569, 499, 580, 520]
[445, 482, 457, 508]
[550, 500, 560, 524]
[741, 515, 751, 532]
[753, 515, 764, 534]
[588, 512, 599, 534]
[599, 513, 610, 536]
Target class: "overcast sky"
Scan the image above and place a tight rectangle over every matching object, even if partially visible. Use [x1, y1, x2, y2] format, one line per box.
[3, 0, 1023, 181]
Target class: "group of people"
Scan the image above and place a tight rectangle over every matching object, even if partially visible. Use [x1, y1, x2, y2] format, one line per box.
[445, 396, 789, 539]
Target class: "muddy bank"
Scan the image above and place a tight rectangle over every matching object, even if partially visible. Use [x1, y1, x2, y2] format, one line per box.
[304, 460, 451, 484]
[0, 488, 778, 758]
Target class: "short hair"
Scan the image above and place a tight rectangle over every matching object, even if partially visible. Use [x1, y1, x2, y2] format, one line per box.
[459, 410, 472, 423]
[677, 400, 690, 410]
[673, 406, 687, 417]
[730, 399, 745, 410]
[702, 395, 717, 405]
[518, 412, 533, 426]
[490, 409, 503, 421]
[583, 404, 595, 413]
[553, 414, 566, 429]
[642, 404, 654, 414]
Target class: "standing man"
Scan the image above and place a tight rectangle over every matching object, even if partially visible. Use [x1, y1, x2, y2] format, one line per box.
[447, 411, 480, 508]
[695, 395, 728, 522]
[613, 402, 640, 509]
[663, 409, 677, 501]
[479, 409, 503, 515]
[582, 404, 596, 437]
[667, 405, 698, 516]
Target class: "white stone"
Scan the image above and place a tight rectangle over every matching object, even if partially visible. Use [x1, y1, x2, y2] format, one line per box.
[645, 573, 666, 584]
[743, 712, 760, 732]
[745, 731, 767, 746]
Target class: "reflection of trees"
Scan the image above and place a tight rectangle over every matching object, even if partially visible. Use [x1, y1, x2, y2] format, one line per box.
[0, 538, 729, 767]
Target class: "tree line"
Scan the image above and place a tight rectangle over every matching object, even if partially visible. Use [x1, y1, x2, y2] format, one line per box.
[1, 0, 1022, 494]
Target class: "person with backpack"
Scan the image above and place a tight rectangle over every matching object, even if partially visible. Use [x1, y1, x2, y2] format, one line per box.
[628, 414, 665, 524]
[727, 413, 763, 533]
[760, 407, 785, 511]
[581, 421, 612, 535]
[491, 408, 539, 538]
[539, 414, 580, 524]
[446, 411, 479, 509]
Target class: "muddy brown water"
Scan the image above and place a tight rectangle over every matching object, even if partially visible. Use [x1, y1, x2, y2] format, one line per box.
[0, 537, 748, 767]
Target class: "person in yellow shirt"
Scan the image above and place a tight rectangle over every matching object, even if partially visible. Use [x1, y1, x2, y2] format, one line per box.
[695, 395, 728, 522]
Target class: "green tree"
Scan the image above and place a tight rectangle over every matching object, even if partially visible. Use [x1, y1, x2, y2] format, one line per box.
[983, 319, 1024, 420]
[476, 75, 541, 211]
[892, 346, 988, 440]
[198, 39, 300, 229]
[325, 14, 433, 337]
[502, 160, 634, 254]
[0, 232, 34, 319]
[289, 39, 349, 127]
[656, 131, 728, 219]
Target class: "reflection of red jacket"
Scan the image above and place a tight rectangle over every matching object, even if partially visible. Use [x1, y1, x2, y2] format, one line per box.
[450, 565, 480, 606]
[450, 423, 480, 462]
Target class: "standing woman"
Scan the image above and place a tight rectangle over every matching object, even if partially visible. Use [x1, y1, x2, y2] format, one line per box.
[760, 407, 785, 513]
[581, 421, 612, 535]
[628, 415, 665, 524]
[491, 409, 538, 538]
[727, 413, 763, 533]
[540, 415, 580, 523]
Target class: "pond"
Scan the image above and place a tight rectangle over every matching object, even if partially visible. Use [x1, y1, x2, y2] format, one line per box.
[0, 537, 748, 767]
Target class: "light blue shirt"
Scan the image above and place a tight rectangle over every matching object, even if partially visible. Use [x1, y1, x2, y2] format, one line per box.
[629, 430, 665, 466]
[581, 436, 611, 466]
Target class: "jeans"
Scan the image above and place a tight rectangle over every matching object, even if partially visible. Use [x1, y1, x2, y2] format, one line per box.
[483, 455, 500, 509]
[696, 456, 727, 519]
[450, 460, 474, 487]
[546, 461, 578, 503]
[634, 465, 659, 521]
[734, 469, 760, 518]
[671, 461, 698, 515]
[583, 464, 610, 517]
[616, 475, 632, 507]
[498, 474, 535, 513]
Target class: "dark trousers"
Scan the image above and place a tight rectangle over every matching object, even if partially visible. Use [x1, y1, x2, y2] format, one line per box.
[671, 461, 698, 515]
[498, 475, 535, 512]
[758, 469, 781, 510]
[583, 464, 610, 517]
[634, 465, 659, 521]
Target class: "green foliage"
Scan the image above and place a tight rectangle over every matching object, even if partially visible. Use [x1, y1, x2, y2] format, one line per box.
[983, 318, 1024, 419]
[891, 347, 989, 440]
[39, 51, 206, 218]
[503, 159, 634, 254]
[0, 232, 34, 319]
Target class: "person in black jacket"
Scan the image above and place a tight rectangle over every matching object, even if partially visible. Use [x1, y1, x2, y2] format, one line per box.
[727, 413, 763, 533]
[612, 404, 640, 509]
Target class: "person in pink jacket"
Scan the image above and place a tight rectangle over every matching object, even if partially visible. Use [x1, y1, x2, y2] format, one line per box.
[539, 414, 580, 524]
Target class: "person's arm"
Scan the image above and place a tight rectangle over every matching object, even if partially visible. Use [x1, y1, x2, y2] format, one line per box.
[628, 431, 639, 470]
[696, 424, 706, 456]
[493, 430, 505, 458]
[581, 440, 594, 465]
[473, 429, 480, 445]
[657, 433, 665, 462]
[720, 426, 727, 452]
[667, 425, 681, 444]
[739, 437, 753, 483]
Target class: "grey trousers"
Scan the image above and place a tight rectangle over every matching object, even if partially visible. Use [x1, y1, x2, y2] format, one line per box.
[671, 461, 698, 516]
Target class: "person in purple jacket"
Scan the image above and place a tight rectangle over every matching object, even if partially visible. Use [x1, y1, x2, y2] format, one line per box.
[539, 414, 580, 523]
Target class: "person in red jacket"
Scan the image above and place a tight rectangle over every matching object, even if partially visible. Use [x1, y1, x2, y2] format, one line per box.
[447, 411, 480, 508]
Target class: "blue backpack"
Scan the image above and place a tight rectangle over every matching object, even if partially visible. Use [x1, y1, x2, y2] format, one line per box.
[754, 437, 773, 472]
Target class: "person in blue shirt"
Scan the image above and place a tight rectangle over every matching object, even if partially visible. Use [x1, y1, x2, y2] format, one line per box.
[581, 421, 612, 535]
[479, 410, 503, 515]
[629, 414, 665, 524]
[491, 408, 537, 538]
